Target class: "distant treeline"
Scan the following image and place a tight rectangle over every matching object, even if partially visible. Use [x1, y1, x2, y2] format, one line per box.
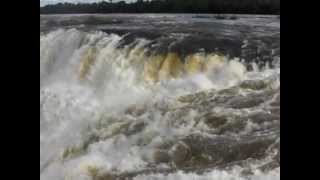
[40, 0, 280, 14]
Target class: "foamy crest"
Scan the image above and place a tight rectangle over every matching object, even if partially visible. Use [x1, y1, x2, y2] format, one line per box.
[40, 29, 280, 180]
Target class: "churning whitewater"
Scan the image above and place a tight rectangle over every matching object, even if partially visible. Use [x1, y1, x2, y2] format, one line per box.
[40, 14, 280, 180]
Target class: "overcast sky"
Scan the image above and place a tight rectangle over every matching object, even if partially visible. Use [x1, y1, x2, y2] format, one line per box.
[40, 0, 136, 7]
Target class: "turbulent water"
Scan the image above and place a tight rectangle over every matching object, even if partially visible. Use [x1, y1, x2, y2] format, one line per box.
[40, 14, 280, 180]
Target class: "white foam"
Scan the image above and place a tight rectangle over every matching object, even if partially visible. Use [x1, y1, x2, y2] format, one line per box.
[40, 29, 280, 180]
[133, 168, 280, 180]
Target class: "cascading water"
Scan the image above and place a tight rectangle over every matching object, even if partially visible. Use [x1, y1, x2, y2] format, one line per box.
[40, 14, 280, 180]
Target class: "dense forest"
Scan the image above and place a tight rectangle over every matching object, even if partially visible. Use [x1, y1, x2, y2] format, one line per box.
[40, 0, 280, 14]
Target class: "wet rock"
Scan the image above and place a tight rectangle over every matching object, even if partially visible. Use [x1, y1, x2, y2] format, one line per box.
[169, 141, 192, 167]
[153, 149, 171, 163]
[153, 140, 175, 150]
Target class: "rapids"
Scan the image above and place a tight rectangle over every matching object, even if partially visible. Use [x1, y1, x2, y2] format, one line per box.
[40, 14, 280, 180]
